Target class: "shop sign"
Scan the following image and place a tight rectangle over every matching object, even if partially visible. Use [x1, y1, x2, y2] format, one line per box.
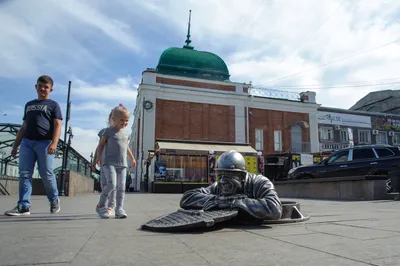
[320, 143, 350, 151]
[154, 160, 166, 181]
[317, 111, 371, 128]
[373, 116, 400, 131]
[300, 154, 314, 165]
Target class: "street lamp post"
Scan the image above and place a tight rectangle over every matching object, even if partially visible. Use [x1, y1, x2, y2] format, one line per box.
[59, 81, 72, 196]
[64, 127, 74, 164]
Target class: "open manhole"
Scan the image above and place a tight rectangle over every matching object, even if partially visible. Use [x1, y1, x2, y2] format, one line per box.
[261, 201, 310, 225]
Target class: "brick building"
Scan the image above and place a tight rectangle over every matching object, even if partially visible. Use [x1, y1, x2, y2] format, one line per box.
[130, 32, 320, 191]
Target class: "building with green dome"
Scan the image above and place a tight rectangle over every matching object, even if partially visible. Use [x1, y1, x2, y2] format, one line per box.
[130, 11, 320, 193]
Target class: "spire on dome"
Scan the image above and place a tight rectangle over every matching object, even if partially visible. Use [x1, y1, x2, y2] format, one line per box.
[183, 10, 194, 50]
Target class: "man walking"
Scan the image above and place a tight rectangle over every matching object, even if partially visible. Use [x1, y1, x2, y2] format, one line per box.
[5, 75, 62, 216]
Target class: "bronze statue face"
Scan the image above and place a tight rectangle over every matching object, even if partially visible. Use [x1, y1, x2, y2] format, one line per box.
[218, 173, 243, 196]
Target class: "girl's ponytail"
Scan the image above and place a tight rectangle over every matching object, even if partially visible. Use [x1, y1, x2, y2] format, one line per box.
[107, 110, 113, 126]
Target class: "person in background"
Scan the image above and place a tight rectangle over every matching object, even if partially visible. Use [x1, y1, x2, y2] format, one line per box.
[5, 75, 62, 216]
[92, 110, 116, 217]
[125, 171, 131, 192]
[95, 104, 136, 219]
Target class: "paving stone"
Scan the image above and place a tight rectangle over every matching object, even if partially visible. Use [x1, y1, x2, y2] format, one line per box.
[1, 194, 400, 266]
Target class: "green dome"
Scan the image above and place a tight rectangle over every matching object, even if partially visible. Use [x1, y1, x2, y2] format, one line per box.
[156, 46, 231, 82]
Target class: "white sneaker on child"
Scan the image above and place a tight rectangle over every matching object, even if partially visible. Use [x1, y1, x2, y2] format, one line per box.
[96, 205, 114, 219]
[115, 208, 127, 219]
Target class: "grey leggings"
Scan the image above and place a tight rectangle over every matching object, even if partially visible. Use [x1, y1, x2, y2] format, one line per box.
[98, 165, 126, 210]
[100, 167, 116, 208]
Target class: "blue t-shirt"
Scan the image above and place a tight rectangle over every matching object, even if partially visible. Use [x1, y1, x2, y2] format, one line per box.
[23, 99, 63, 141]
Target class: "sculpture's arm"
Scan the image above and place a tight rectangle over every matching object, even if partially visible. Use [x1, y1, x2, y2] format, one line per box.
[179, 183, 218, 210]
[231, 177, 282, 220]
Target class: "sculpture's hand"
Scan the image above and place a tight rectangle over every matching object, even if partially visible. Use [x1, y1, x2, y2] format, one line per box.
[223, 194, 248, 201]
[203, 196, 235, 211]
[203, 199, 220, 211]
[216, 198, 233, 209]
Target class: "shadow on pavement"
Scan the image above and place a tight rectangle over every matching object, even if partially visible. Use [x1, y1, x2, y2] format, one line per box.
[137, 220, 274, 235]
[0, 214, 99, 222]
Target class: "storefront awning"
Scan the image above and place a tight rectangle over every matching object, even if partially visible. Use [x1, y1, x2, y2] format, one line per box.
[155, 141, 259, 156]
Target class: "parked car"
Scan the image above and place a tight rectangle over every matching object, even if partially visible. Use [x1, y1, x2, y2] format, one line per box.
[287, 144, 400, 193]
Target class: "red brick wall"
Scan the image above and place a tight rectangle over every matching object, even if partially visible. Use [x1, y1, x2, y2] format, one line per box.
[248, 108, 310, 154]
[156, 77, 236, 92]
[155, 99, 235, 142]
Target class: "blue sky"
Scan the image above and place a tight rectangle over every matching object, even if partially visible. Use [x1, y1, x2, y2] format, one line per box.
[1, 0, 399, 159]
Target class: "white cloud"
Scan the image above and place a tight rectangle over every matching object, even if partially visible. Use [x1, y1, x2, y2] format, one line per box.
[57, 0, 141, 53]
[66, 127, 99, 160]
[72, 76, 138, 103]
[0, 0, 141, 79]
[72, 101, 111, 113]
[0, 104, 24, 123]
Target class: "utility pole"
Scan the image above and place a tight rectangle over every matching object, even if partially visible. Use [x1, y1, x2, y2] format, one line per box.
[59, 81, 72, 196]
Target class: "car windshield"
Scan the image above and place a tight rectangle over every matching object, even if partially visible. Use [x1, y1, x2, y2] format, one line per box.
[327, 150, 349, 164]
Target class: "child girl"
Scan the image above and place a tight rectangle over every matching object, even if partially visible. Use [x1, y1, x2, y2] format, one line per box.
[92, 110, 116, 216]
[95, 104, 136, 219]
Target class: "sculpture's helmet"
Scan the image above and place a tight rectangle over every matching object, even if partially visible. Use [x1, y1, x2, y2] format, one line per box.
[215, 150, 247, 175]
[215, 150, 247, 195]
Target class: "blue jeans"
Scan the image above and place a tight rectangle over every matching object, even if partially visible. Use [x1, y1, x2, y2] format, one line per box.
[18, 138, 59, 208]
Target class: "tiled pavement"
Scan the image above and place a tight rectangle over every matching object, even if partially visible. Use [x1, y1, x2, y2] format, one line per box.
[0, 193, 399, 266]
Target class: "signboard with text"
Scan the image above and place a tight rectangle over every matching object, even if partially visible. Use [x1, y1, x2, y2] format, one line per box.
[317, 111, 371, 128]
[320, 143, 351, 151]
[372, 116, 400, 131]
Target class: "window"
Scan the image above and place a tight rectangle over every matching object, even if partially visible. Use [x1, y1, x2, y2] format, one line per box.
[352, 148, 376, 160]
[393, 134, 400, 145]
[255, 129, 263, 151]
[274, 130, 282, 151]
[358, 130, 371, 144]
[375, 148, 395, 158]
[320, 127, 333, 141]
[161, 155, 208, 182]
[328, 150, 349, 164]
[340, 129, 349, 142]
[376, 131, 388, 144]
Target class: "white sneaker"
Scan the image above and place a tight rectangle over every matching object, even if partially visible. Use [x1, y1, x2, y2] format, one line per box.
[115, 208, 127, 219]
[96, 205, 113, 219]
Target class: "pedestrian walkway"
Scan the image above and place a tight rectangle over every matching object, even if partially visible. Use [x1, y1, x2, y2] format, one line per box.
[0, 194, 399, 266]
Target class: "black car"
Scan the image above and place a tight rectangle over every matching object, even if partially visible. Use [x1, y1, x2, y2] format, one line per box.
[287, 144, 400, 192]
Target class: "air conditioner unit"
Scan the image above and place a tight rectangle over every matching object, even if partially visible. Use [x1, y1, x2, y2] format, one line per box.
[334, 125, 341, 130]
[389, 131, 395, 137]
[372, 130, 379, 135]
